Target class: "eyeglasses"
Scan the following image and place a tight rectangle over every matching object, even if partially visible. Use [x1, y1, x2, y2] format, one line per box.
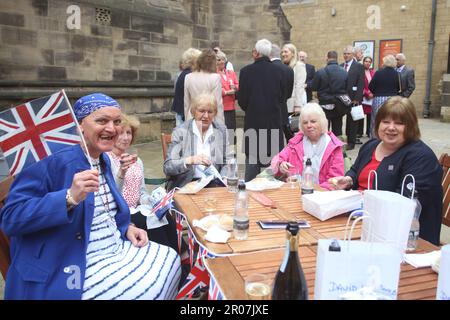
[196, 109, 214, 115]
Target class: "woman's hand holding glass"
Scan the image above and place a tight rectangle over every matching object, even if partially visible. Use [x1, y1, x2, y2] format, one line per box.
[69, 169, 100, 204]
[279, 161, 295, 175]
[118, 152, 138, 178]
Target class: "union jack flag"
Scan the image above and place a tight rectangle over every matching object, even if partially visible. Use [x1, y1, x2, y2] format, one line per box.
[176, 250, 210, 300]
[208, 274, 224, 300]
[151, 188, 175, 219]
[0, 91, 80, 176]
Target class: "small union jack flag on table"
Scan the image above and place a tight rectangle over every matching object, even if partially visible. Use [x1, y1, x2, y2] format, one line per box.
[0, 91, 80, 176]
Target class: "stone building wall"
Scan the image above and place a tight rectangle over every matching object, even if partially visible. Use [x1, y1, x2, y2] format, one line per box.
[281, 0, 450, 118]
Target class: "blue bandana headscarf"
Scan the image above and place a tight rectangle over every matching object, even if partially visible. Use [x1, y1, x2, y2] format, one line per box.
[73, 93, 121, 121]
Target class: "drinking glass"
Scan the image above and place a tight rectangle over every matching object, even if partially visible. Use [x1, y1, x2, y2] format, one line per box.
[204, 196, 218, 215]
[245, 273, 271, 300]
[287, 167, 300, 189]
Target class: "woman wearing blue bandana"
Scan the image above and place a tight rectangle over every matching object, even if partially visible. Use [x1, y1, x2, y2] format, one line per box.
[0, 93, 181, 300]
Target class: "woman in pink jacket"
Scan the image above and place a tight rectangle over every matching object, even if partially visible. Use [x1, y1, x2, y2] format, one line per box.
[271, 103, 344, 190]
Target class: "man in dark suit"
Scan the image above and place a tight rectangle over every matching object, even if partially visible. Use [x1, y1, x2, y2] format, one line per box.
[341, 45, 364, 150]
[238, 39, 284, 181]
[270, 43, 295, 142]
[299, 51, 316, 102]
[311, 51, 348, 136]
[396, 53, 415, 98]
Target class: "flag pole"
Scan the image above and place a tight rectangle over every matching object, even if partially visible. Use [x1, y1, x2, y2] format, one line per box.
[61, 89, 93, 170]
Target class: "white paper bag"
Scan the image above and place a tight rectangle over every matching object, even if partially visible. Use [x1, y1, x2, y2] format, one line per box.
[362, 173, 416, 253]
[350, 104, 365, 121]
[314, 216, 402, 300]
[436, 244, 450, 300]
[302, 190, 363, 221]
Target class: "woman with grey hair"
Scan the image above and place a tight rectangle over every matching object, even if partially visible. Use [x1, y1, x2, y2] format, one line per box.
[368, 54, 400, 137]
[270, 103, 344, 190]
[171, 48, 201, 126]
[164, 92, 231, 190]
[281, 43, 307, 114]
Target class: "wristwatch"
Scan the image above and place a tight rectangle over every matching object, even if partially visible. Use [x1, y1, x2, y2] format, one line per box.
[66, 189, 79, 210]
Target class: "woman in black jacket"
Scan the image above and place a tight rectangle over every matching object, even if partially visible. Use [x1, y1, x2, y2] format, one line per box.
[368, 54, 400, 138]
[332, 97, 443, 245]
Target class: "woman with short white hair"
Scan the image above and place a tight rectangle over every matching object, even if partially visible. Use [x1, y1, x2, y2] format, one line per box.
[271, 103, 344, 190]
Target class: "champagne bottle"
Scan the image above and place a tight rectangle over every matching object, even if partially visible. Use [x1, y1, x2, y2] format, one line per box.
[272, 222, 308, 300]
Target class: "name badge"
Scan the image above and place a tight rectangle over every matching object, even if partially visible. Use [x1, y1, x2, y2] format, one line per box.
[352, 86, 357, 91]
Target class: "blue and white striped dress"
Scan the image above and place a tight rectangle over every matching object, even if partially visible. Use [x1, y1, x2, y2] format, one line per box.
[82, 160, 181, 300]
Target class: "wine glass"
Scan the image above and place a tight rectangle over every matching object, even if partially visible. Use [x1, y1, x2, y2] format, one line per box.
[204, 196, 217, 216]
[245, 273, 271, 300]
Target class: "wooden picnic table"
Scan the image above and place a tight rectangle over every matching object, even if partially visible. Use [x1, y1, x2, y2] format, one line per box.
[174, 184, 361, 255]
[204, 238, 440, 300]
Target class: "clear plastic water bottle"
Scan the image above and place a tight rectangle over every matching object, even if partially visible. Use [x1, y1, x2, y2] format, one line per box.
[233, 181, 249, 240]
[301, 158, 314, 195]
[407, 190, 421, 251]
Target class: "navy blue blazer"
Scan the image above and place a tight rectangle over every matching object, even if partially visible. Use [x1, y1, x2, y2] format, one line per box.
[0, 145, 130, 299]
[346, 139, 443, 245]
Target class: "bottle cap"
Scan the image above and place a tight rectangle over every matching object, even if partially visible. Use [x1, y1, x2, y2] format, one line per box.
[238, 181, 246, 191]
[286, 221, 299, 236]
[306, 158, 312, 166]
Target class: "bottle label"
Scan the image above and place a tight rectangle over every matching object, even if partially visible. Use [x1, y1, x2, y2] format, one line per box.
[301, 188, 314, 195]
[233, 219, 249, 231]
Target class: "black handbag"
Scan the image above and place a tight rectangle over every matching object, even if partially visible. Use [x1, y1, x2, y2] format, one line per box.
[335, 94, 352, 107]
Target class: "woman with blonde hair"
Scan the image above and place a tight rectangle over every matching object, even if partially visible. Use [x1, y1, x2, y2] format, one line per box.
[368, 54, 400, 137]
[172, 48, 201, 126]
[281, 43, 307, 114]
[184, 49, 224, 123]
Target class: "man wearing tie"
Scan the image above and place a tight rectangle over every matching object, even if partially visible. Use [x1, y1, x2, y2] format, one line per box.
[396, 53, 416, 98]
[341, 46, 364, 150]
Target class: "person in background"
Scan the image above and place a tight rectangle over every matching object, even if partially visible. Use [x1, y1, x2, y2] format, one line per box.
[354, 46, 364, 63]
[270, 43, 295, 142]
[281, 43, 307, 114]
[184, 49, 224, 123]
[310, 50, 348, 138]
[214, 46, 234, 71]
[298, 51, 316, 103]
[0, 93, 181, 299]
[164, 92, 231, 190]
[368, 54, 400, 138]
[341, 45, 365, 150]
[362, 56, 375, 137]
[238, 39, 285, 181]
[396, 53, 416, 98]
[108, 114, 178, 252]
[331, 97, 443, 245]
[171, 48, 201, 127]
[271, 103, 344, 190]
[216, 50, 239, 133]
